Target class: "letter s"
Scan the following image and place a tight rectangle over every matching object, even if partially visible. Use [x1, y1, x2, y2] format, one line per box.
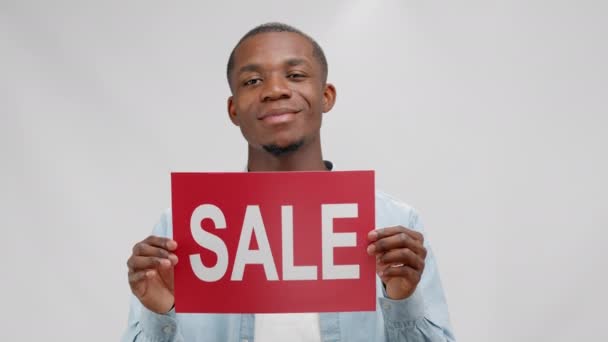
[190, 204, 228, 282]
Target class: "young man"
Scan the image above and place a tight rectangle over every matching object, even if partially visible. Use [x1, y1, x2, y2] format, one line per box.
[123, 23, 455, 342]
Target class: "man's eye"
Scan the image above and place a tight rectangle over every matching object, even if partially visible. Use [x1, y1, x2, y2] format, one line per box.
[287, 73, 305, 79]
[244, 78, 261, 86]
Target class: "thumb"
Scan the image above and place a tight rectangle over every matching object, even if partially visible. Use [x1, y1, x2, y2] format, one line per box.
[158, 265, 175, 293]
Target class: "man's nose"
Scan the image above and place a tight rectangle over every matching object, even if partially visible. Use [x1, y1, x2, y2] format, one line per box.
[260, 75, 292, 102]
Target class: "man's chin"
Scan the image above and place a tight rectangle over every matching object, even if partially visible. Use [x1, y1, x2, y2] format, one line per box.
[262, 139, 304, 157]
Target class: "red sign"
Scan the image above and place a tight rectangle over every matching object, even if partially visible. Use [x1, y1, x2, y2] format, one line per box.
[171, 171, 375, 313]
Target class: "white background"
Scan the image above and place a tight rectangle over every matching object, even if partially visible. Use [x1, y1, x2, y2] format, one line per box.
[1, 0, 607, 341]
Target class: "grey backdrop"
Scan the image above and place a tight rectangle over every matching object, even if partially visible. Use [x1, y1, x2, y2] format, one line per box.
[1, 0, 607, 341]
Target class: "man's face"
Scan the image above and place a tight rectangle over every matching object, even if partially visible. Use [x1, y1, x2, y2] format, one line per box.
[227, 32, 336, 152]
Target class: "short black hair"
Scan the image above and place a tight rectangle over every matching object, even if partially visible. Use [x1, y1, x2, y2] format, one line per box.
[226, 22, 328, 90]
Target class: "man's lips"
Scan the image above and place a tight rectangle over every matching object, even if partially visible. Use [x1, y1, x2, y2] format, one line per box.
[258, 108, 301, 124]
[257, 108, 301, 120]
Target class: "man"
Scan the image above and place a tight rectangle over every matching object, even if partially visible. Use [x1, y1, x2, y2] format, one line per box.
[123, 22, 455, 341]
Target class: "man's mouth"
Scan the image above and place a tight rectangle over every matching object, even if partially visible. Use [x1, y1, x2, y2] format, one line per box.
[258, 108, 301, 124]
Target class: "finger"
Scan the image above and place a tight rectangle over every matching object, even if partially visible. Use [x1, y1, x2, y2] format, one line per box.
[368, 226, 423, 243]
[142, 236, 178, 251]
[127, 255, 172, 272]
[377, 248, 425, 271]
[127, 248, 178, 272]
[375, 261, 392, 276]
[379, 265, 422, 283]
[128, 270, 148, 285]
[132, 242, 179, 262]
[367, 231, 426, 256]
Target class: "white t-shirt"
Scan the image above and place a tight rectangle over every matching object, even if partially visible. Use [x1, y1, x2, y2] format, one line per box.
[254, 313, 321, 342]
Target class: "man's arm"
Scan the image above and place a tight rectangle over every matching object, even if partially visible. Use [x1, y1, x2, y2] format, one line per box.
[377, 245, 455, 341]
[122, 210, 185, 342]
[370, 208, 455, 341]
[122, 295, 184, 342]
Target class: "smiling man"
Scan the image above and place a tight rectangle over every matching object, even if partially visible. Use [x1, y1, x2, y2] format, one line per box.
[226, 25, 333, 171]
[123, 23, 455, 342]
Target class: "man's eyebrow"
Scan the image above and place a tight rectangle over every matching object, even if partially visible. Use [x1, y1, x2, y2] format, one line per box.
[237, 63, 262, 75]
[285, 58, 310, 67]
[237, 58, 311, 75]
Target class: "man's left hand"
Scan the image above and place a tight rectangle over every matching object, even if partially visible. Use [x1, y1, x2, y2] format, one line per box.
[367, 226, 427, 300]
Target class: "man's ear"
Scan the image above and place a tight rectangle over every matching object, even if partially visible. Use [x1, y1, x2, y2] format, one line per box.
[322, 83, 337, 113]
[227, 96, 239, 126]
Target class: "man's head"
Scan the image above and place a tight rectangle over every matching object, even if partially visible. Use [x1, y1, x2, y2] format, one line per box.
[227, 22, 328, 91]
[226, 23, 336, 158]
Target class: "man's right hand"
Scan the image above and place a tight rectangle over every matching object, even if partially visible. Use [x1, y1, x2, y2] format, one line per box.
[127, 236, 179, 314]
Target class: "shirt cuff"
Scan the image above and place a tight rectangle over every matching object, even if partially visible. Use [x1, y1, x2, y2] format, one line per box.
[140, 307, 178, 341]
[378, 290, 426, 324]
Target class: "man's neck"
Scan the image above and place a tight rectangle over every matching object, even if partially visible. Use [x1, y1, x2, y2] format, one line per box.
[247, 140, 328, 172]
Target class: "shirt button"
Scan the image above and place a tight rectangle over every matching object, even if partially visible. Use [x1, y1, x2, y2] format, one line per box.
[163, 326, 173, 334]
[383, 303, 391, 310]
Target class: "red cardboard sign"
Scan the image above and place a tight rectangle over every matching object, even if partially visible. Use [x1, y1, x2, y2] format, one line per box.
[171, 171, 375, 313]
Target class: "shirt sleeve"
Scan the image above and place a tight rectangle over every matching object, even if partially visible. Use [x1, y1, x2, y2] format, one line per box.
[122, 296, 184, 342]
[121, 209, 186, 342]
[379, 208, 456, 341]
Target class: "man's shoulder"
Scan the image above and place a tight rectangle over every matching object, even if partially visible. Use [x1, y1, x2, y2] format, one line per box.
[375, 189, 417, 213]
[375, 189, 412, 208]
[152, 208, 173, 238]
[375, 189, 423, 230]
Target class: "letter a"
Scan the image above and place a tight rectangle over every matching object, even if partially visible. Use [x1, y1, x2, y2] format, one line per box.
[231, 205, 279, 281]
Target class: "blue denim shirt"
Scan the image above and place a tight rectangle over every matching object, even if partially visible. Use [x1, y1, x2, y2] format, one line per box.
[122, 191, 455, 341]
